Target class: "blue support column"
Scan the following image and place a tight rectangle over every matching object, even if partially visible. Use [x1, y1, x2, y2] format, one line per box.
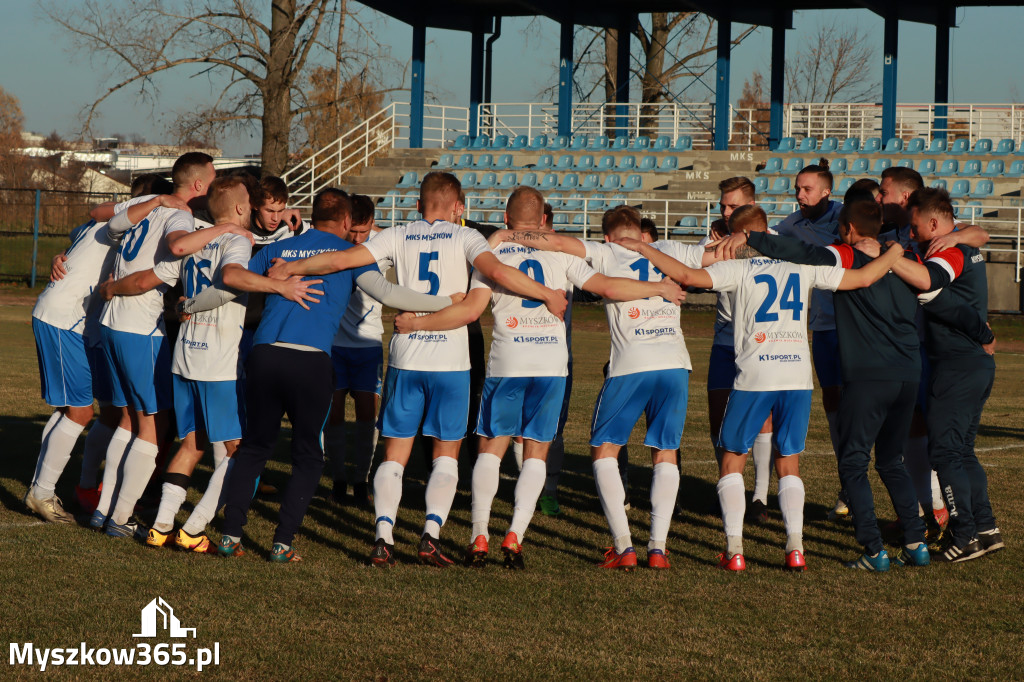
[615, 14, 632, 137]
[469, 28, 485, 141]
[410, 22, 426, 148]
[714, 17, 732, 150]
[769, 18, 786, 150]
[558, 20, 574, 138]
[934, 22, 950, 141]
[881, 13, 898, 142]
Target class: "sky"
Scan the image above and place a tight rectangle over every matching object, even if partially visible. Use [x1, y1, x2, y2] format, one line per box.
[2, 3, 1024, 157]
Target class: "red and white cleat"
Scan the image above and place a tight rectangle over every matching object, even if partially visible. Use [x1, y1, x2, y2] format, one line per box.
[784, 549, 808, 572]
[717, 552, 746, 571]
[598, 547, 637, 570]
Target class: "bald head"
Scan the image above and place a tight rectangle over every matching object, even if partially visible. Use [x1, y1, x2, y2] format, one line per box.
[504, 186, 545, 229]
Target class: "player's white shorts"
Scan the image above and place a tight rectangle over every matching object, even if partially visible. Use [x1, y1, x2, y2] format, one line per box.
[172, 374, 244, 443]
[33, 318, 92, 408]
[719, 389, 812, 457]
[590, 369, 689, 451]
[475, 376, 567, 442]
[331, 345, 384, 395]
[101, 326, 172, 414]
[378, 368, 470, 441]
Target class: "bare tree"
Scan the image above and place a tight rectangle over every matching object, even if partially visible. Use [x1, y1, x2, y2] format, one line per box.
[785, 21, 878, 103]
[44, 0, 397, 175]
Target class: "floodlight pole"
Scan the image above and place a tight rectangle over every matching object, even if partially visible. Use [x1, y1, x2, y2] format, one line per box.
[769, 16, 787, 150]
[714, 17, 732, 150]
[470, 27, 485, 141]
[881, 12, 898, 143]
[410, 21, 426, 148]
[615, 14, 634, 138]
[558, 19, 574, 138]
[934, 22, 950, 141]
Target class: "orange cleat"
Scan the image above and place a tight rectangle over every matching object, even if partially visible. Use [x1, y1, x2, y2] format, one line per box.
[717, 552, 746, 571]
[784, 549, 808, 572]
[464, 534, 489, 568]
[933, 507, 950, 529]
[501, 532, 524, 570]
[647, 549, 670, 569]
[598, 547, 637, 570]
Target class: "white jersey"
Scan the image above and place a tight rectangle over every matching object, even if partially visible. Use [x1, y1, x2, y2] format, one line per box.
[472, 242, 597, 378]
[99, 206, 193, 336]
[252, 219, 312, 247]
[773, 200, 842, 332]
[706, 257, 845, 391]
[153, 233, 251, 381]
[332, 231, 385, 349]
[584, 240, 697, 378]
[699, 228, 776, 348]
[364, 219, 491, 372]
[33, 220, 119, 342]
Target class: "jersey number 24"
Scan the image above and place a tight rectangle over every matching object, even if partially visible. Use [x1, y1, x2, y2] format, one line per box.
[754, 273, 804, 322]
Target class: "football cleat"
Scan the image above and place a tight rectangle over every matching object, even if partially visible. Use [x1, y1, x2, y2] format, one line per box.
[269, 543, 302, 563]
[257, 481, 278, 496]
[538, 495, 561, 517]
[217, 535, 244, 558]
[784, 549, 808, 572]
[745, 499, 769, 525]
[978, 528, 1004, 555]
[23, 490, 75, 524]
[717, 552, 746, 571]
[73, 484, 102, 514]
[501, 532, 524, 570]
[933, 506, 950, 529]
[370, 538, 397, 567]
[89, 510, 107, 531]
[464, 535, 489, 568]
[417, 534, 454, 568]
[827, 492, 851, 522]
[105, 518, 139, 540]
[933, 536, 985, 563]
[598, 547, 637, 570]
[145, 527, 172, 548]
[844, 550, 890, 572]
[174, 528, 217, 554]
[892, 543, 930, 567]
[647, 548, 670, 570]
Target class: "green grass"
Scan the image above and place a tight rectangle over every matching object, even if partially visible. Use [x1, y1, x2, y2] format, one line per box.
[1, 300, 1022, 679]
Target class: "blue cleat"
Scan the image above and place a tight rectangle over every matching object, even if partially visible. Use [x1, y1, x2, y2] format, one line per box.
[892, 542, 930, 567]
[844, 549, 890, 572]
[89, 510, 107, 532]
[105, 518, 139, 539]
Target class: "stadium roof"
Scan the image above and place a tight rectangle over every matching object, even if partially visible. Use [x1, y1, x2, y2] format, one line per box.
[360, 0, 1020, 31]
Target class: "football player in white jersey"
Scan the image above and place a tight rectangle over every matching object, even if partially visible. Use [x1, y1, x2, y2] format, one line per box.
[268, 171, 568, 567]
[395, 188, 684, 569]
[496, 205, 713, 569]
[24, 175, 179, 523]
[327, 195, 382, 507]
[621, 205, 905, 571]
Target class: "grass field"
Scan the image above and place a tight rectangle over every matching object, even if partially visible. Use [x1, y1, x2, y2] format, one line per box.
[1, 292, 1022, 680]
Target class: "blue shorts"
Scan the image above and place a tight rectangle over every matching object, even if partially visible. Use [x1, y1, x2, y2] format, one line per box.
[378, 368, 470, 441]
[719, 389, 813, 457]
[85, 342, 113, 403]
[331, 345, 384, 395]
[707, 343, 737, 391]
[811, 329, 842, 389]
[172, 374, 244, 443]
[101, 326, 172, 414]
[475, 376, 568, 442]
[590, 369, 690, 451]
[33, 318, 92, 408]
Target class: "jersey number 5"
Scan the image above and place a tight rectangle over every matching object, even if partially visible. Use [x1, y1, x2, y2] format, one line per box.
[753, 273, 804, 322]
[418, 251, 440, 295]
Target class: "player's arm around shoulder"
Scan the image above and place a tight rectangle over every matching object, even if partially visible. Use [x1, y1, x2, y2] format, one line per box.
[268, 243, 374, 279]
[836, 241, 904, 290]
[581, 272, 685, 305]
[472, 251, 567, 320]
[494, 229, 586, 258]
[167, 218, 254, 258]
[394, 287, 489, 334]
[220, 262, 324, 310]
[616, 237, 712, 289]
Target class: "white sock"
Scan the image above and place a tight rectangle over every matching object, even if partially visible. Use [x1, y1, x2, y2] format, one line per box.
[826, 411, 840, 455]
[32, 412, 65, 486]
[471, 453, 501, 540]
[32, 416, 85, 499]
[509, 457, 546, 541]
[543, 435, 564, 495]
[350, 421, 376, 483]
[903, 435, 932, 514]
[717, 472, 745, 540]
[423, 455, 459, 538]
[40, 411, 61, 447]
[326, 422, 347, 480]
[80, 421, 114, 489]
[211, 441, 228, 468]
[930, 469, 944, 512]
[594, 458, 631, 553]
[183, 455, 230, 536]
[512, 440, 524, 472]
[110, 438, 159, 525]
[778, 475, 805, 552]
[96, 427, 133, 517]
[373, 460, 404, 544]
[752, 432, 773, 504]
[648, 461, 680, 552]
[153, 482, 187, 532]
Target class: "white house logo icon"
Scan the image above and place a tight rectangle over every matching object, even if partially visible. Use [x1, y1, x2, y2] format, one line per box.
[133, 598, 197, 639]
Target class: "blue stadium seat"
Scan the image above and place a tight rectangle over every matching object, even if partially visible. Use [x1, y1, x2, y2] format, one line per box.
[450, 134, 470, 150]
[493, 154, 513, 170]
[590, 134, 610, 150]
[399, 191, 418, 209]
[780, 157, 805, 175]
[575, 154, 595, 171]
[520, 172, 538, 187]
[486, 211, 504, 223]
[930, 179, 948, 190]
[509, 135, 528, 150]
[759, 157, 783, 174]
[554, 154, 574, 171]
[622, 174, 642, 191]
[656, 156, 679, 173]
[596, 155, 615, 171]
[490, 134, 509, 149]
[580, 173, 600, 190]
[553, 213, 568, 225]
[862, 137, 882, 153]
[881, 137, 904, 154]
[562, 194, 583, 211]
[981, 160, 1004, 177]
[674, 135, 693, 151]
[477, 194, 500, 210]
[797, 137, 817, 152]
[963, 200, 984, 220]
[471, 135, 490, 149]
[871, 159, 892, 174]
[949, 179, 970, 198]
[574, 135, 593, 150]
[548, 134, 570, 150]
[830, 158, 848, 174]
[546, 191, 563, 209]
[767, 177, 791, 195]
[572, 213, 587, 226]
[958, 159, 982, 176]
[769, 218, 782, 228]
[970, 179, 994, 198]
[760, 200, 777, 214]
[381, 190, 400, 209]
[896, 159, 913, 169]
[905, 138, 926, 154]
[469, 211, 485, 222]
[819, 137, 839, 153]
[701, 216, 712, 228]
[611, 136, 630, 151]
[839, 137, 860, 153]
[934, 159, 959, 177]
[539, 173, 558, 190]
[473, 153, 494, 169]
[638, 155, 657, 172]
[949, 138, 969, 154]
[632, 136, 651, 150]
[917, 159, 937, 175]
[588, 194, 608, 212]
[848, 158, 869, 175]
[1005, 160, 1024, 177]
[616, 155, 637, 171]
[608, 193, 627, 206]
[534, 154, 554, 170]
[836, 177, 855, 194]
[528, 134, 548, 150]
[453, 153, 475, 170]
[561, 173, 580, 189]
[923, 139, 948, 155]
[775, 137, 796, 152]
[653, 135, 672, 151]
[754, 177, 769, 194]
[478, 172, 497, 189]
[497, 172, 517, 189]
[678, 216, 699, 228]
[969, 138, 993, 155]
[460, 171, 478, 187]
[995, 138, 1015, 154]
[397, 171, 418, 189]
[436, 153, 454, 169]
[601, 175, 621, 190]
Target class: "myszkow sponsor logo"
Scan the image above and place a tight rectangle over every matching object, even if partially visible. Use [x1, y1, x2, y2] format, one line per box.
[505, 316, 519, 329]
[752, 330, 803, 343]
[626, 305, 678, 321]
[9, 598, 220, 672]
